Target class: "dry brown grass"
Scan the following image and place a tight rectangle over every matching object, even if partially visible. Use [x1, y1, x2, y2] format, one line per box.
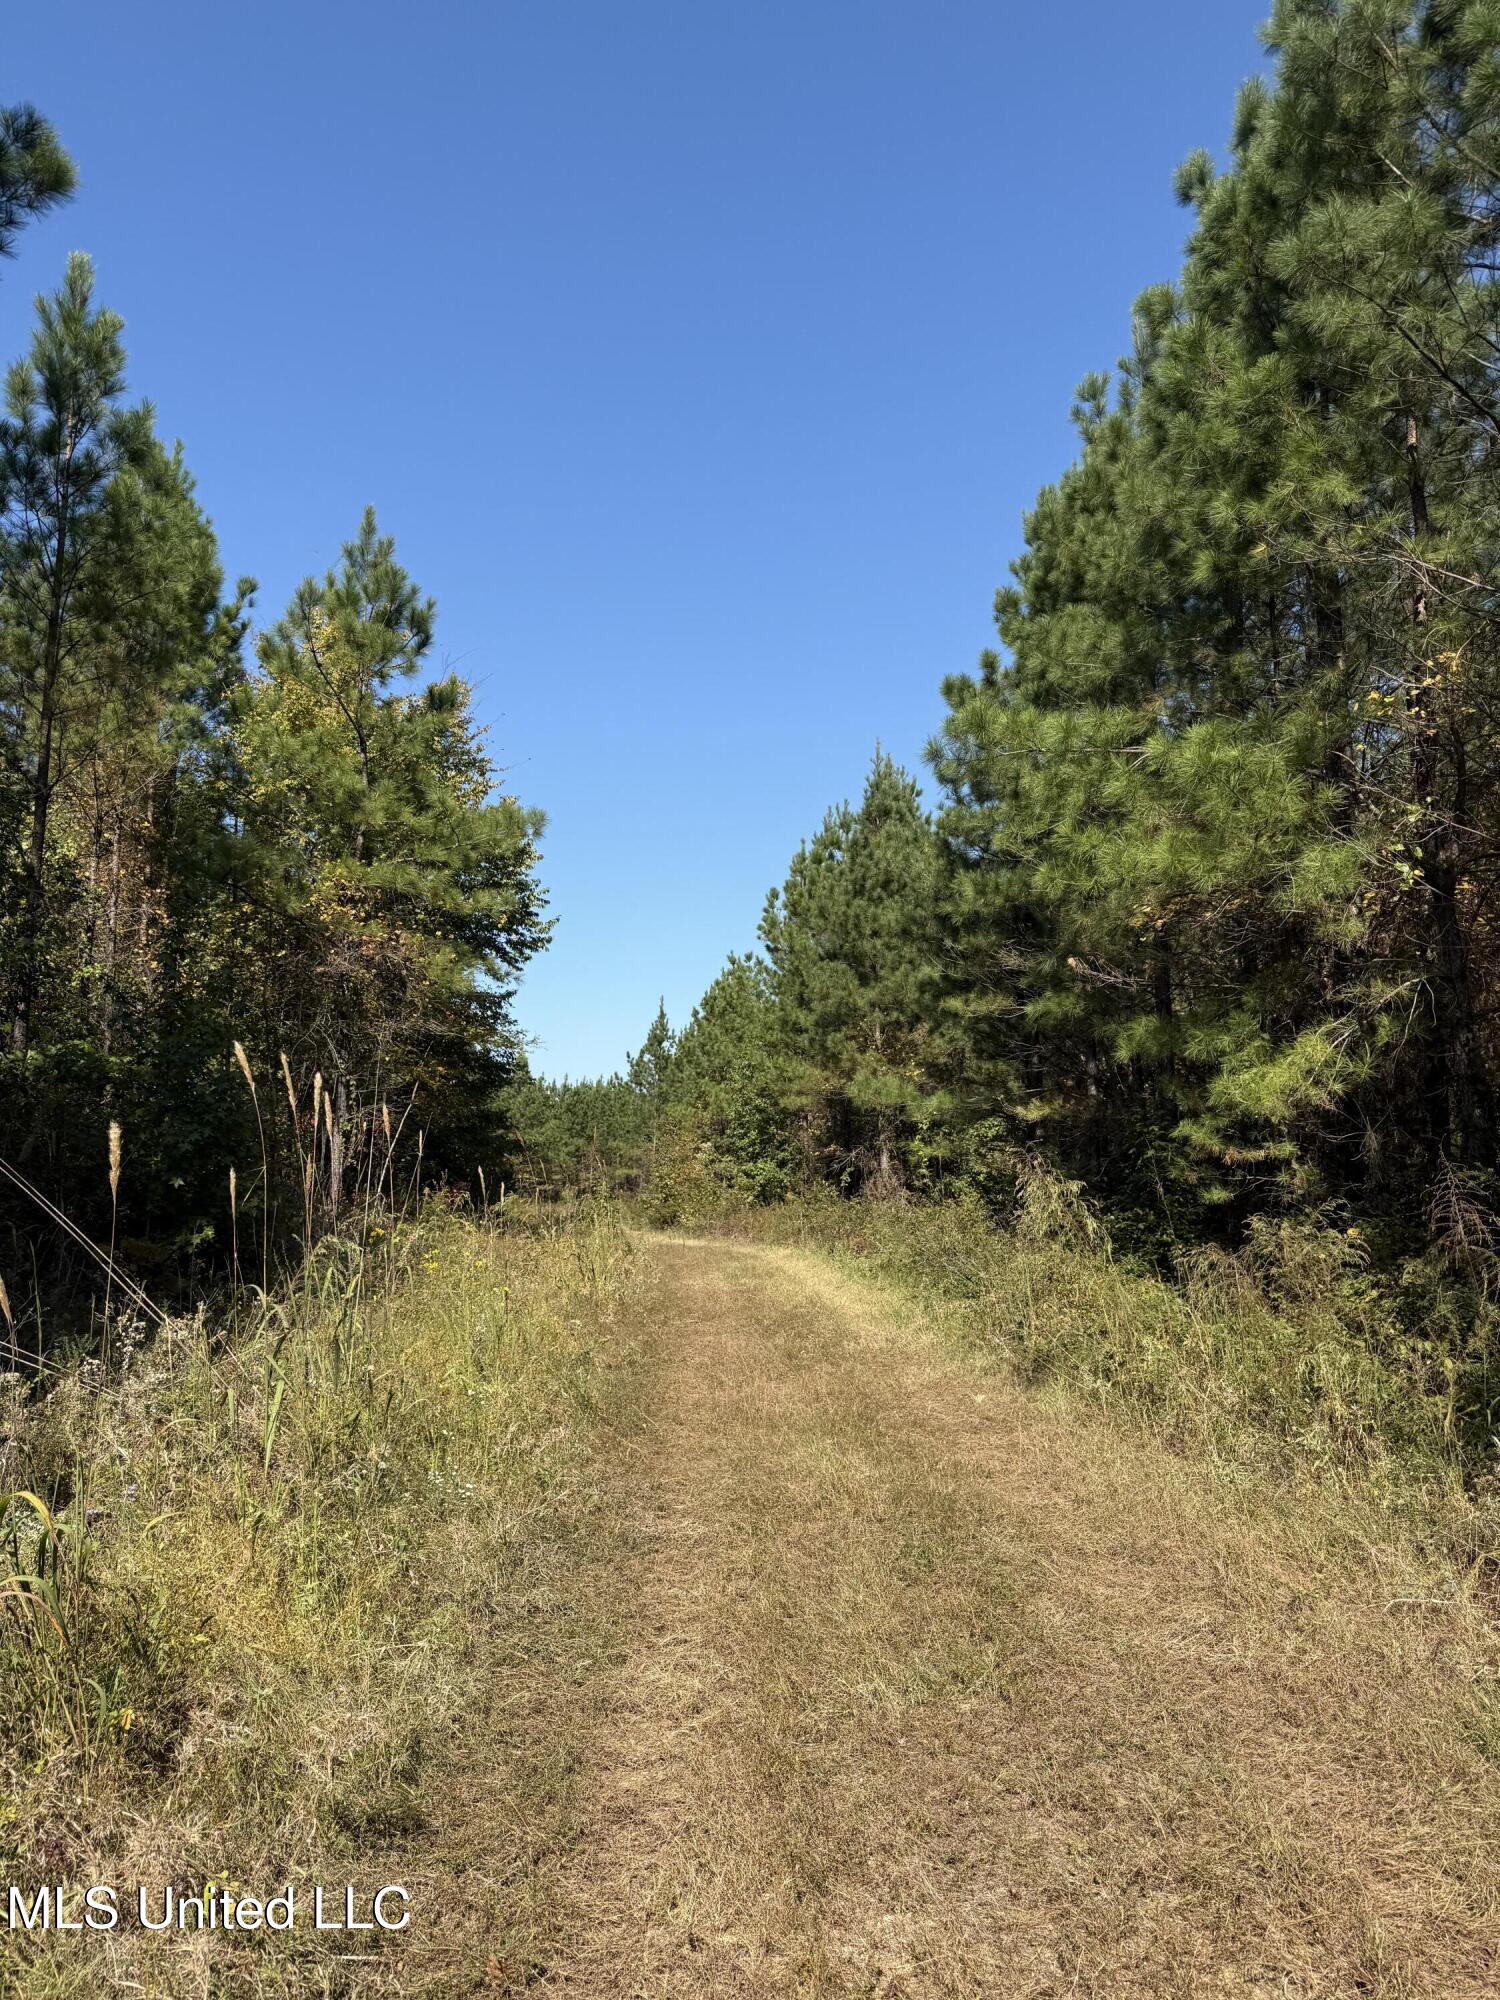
[9, 1224, 1500, 1996]
[533, 1236, 1500, 1999]
[1, 1206, 648, 2000]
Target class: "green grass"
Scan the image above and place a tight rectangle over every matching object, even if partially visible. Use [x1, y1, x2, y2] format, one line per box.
[0, 1198, 644, 1997]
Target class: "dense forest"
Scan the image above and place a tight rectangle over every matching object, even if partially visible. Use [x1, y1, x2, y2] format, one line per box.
[0, 114, 549, 1313]
[520, 0, 1500, 1440]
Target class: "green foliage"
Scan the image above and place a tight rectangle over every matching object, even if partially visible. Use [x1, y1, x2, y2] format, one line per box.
[928, 0, 1500, 1239]
[627, 999, 676, 1102]
[0, 262, 549, 1302]
[230, 508, 550, 1185]
[0, 102, 73, 262]
[508, 1005, 682, 1197]
[667, 956, 796, 1204]
[657, 1, 1500, 1447]
[508, 1069, 652, 1196]
[759, 751, 947, 1195]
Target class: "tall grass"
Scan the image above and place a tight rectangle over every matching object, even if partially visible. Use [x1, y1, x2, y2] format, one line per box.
[0, 1155, 641, 1994]
[0, 1485, 91, 1757]
[707, 1182, 1499, 1527]
[231, 1040, 269, 1298]
[0, 1040, 640, 1992]
[102, 1121, 121, 1338]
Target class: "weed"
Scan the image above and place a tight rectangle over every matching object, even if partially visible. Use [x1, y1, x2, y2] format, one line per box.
[0, 1201, 644, 1996]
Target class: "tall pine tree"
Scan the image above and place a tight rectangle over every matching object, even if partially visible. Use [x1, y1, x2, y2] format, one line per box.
[761, 752, 944, 1194]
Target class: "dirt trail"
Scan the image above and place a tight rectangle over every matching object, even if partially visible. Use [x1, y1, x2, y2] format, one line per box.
[516, 1236, 1500, 1999]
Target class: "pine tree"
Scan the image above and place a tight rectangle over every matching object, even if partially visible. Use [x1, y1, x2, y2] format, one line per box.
[628, 1000, 676, 1102]
[666, 956, 794, 1202]
[0, 254, 153, 1057]
[931, 0, 1500, 1234]
[0, 262, 257, 1239]
[0, 104, 73, 262]
[760, 752, 944, 1194]
[232, 510, 550, 1178]
[508, 1065, 656, 1195]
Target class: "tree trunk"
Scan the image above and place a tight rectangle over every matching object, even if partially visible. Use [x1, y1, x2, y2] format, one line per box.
[11, 663, 59, 1056]
[11, 455, 72, 1058]
[1405, 416, 1494, 1165]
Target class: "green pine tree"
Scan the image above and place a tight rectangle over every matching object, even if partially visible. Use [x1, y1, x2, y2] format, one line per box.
[760, 751, 945, 1195]
[931, 0, 1500, 1236]
[666, 955, 795, 1203]
[231, 510, 550, 1180]
[0, 103, 73, 263]
[0, 254, 153, 1057]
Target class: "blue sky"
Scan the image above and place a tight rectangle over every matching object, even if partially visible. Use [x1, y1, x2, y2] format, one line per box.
[8, 0, 1268, 1078]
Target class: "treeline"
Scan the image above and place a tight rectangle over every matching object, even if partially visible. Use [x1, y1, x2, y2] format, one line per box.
[0, 113, 548, 1300]
[508, 1006, 675, 1197]
[528, 0, 1500, 1398]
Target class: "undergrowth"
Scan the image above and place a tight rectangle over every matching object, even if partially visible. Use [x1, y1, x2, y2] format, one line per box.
[0, 1198, 640, 1996]
[695, 1179, 1500, 1568]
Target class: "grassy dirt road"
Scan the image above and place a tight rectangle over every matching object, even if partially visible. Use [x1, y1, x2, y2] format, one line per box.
[426, 1233, 1500, 1999]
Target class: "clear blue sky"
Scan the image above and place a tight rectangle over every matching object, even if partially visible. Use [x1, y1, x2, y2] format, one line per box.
[9, 0, 1268, 1079]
